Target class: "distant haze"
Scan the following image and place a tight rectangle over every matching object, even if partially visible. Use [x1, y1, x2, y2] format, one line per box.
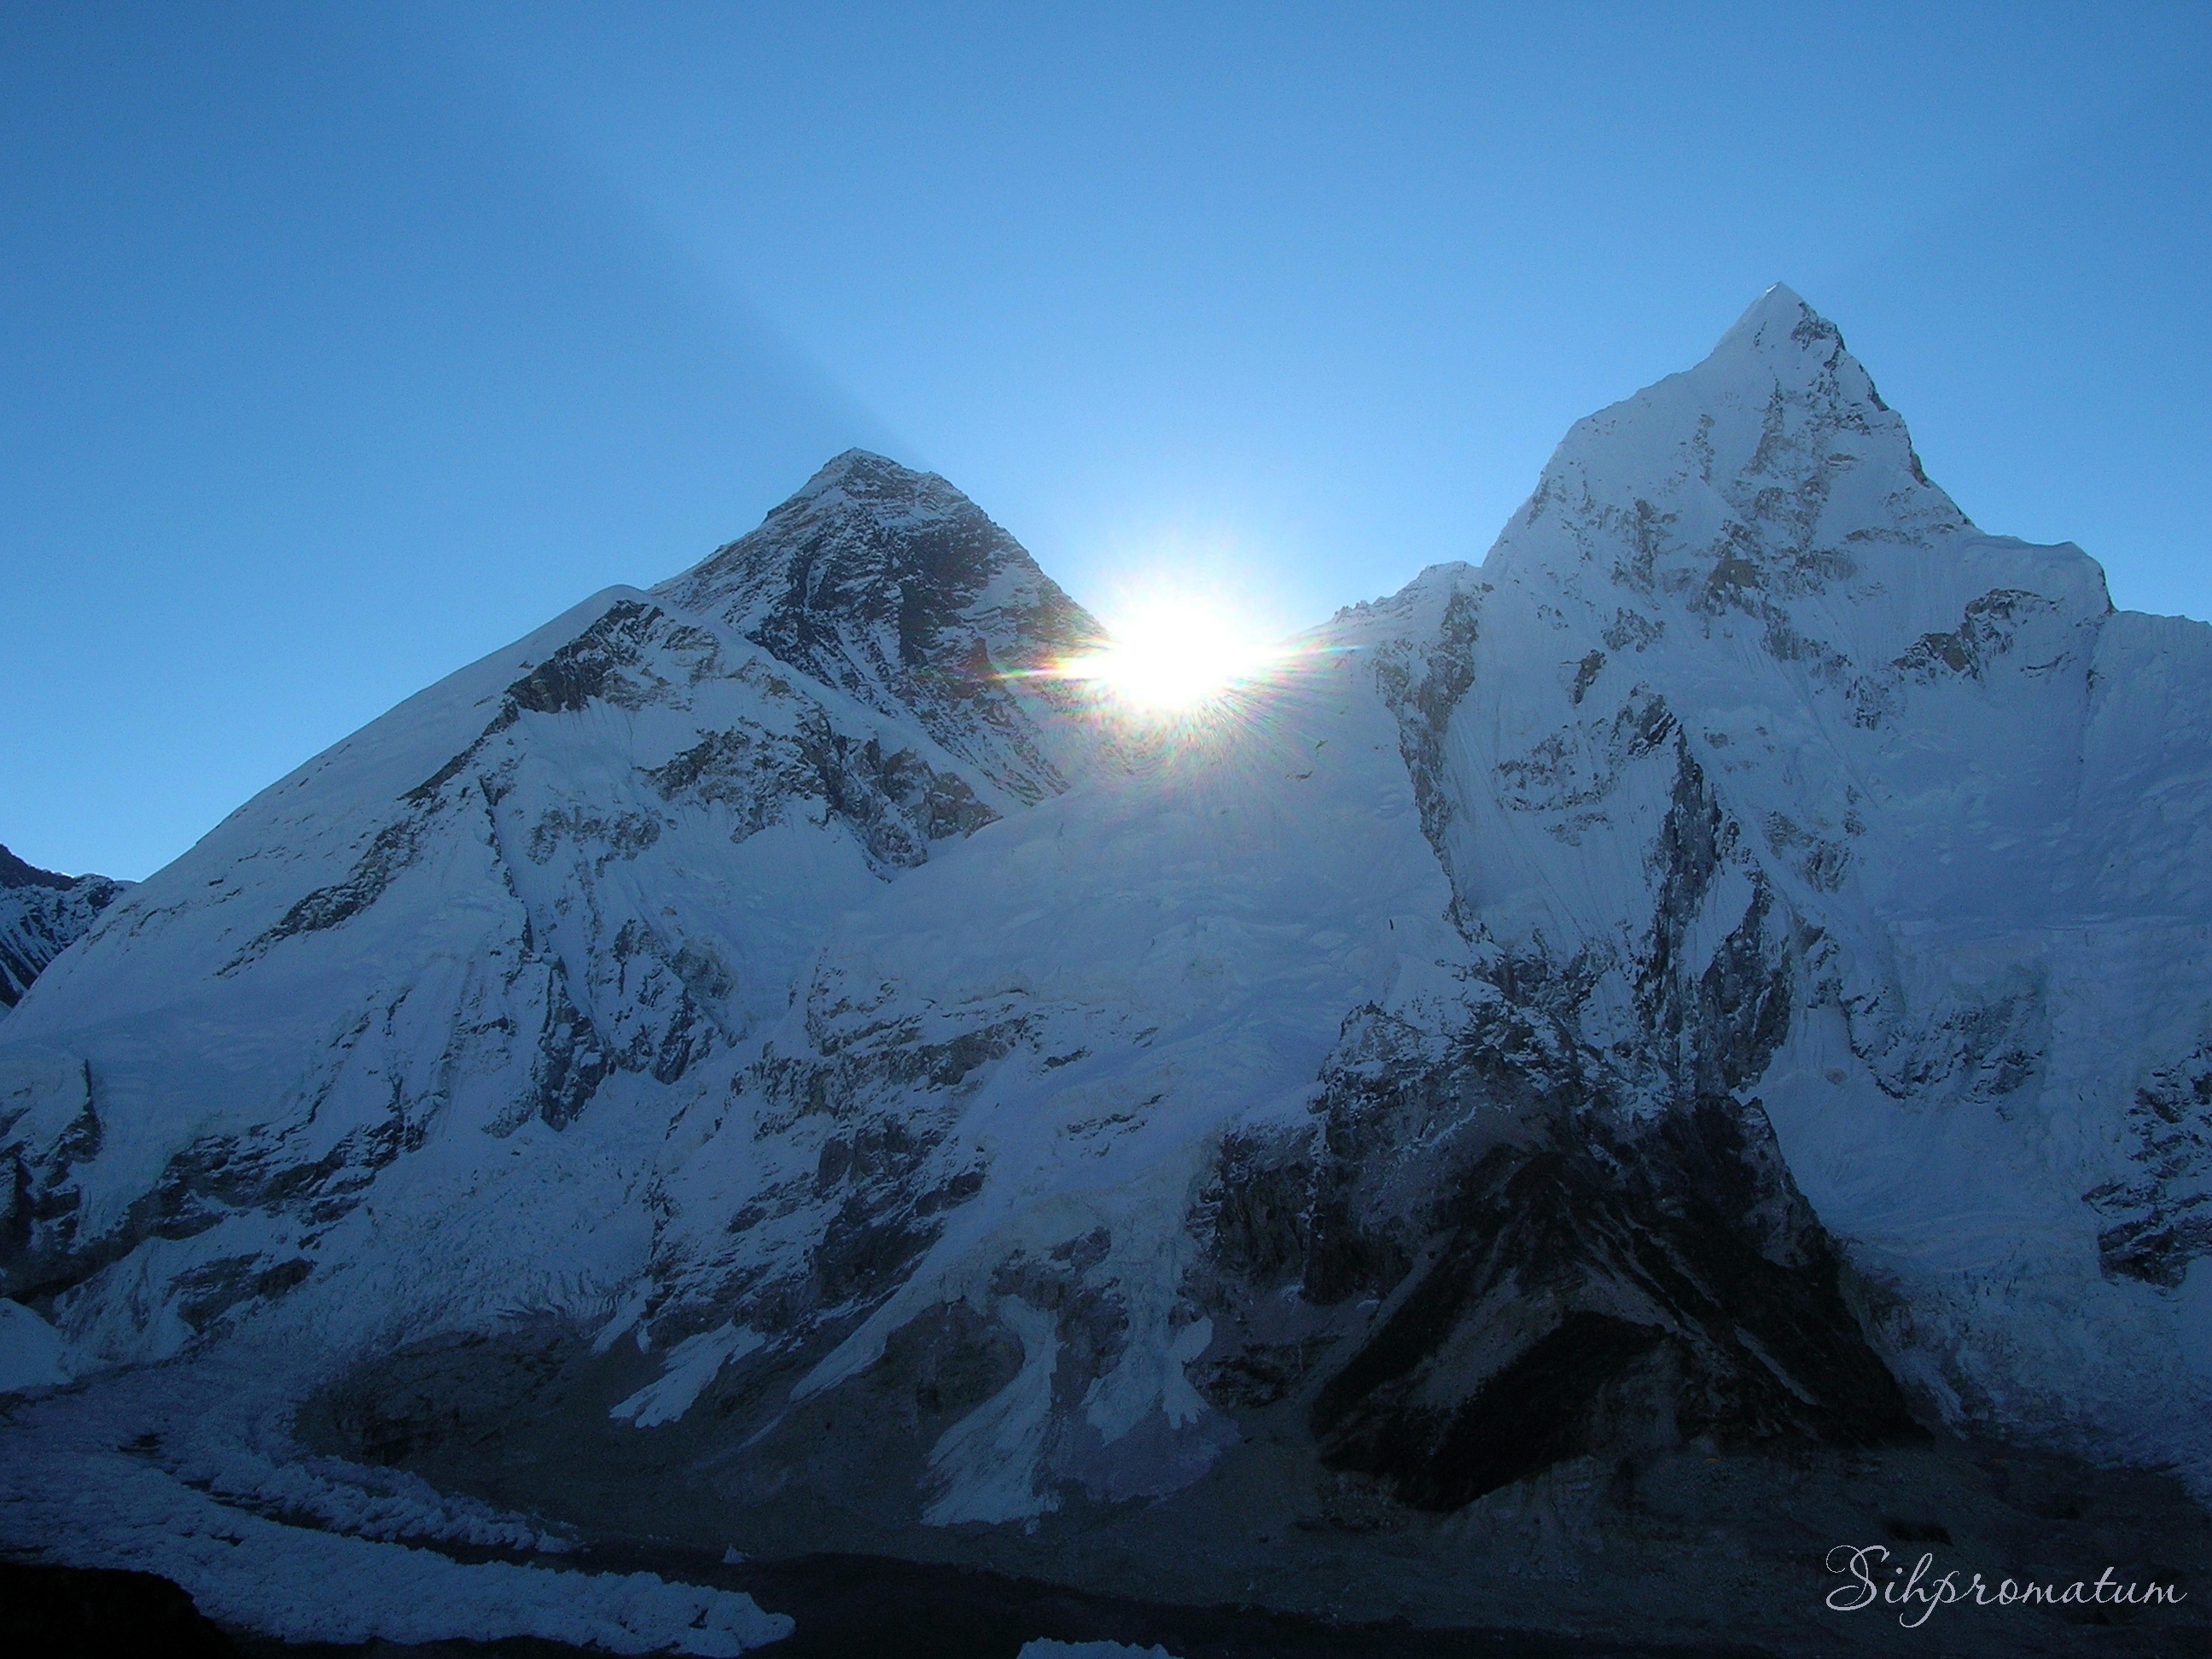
[3, 1, 2207, 879]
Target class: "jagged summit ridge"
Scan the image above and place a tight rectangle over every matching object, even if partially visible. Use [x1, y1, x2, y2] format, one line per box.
[1708, 279, 1847, 364]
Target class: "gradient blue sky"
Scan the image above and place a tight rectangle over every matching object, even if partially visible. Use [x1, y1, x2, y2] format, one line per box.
[5, 3, 2208, 879]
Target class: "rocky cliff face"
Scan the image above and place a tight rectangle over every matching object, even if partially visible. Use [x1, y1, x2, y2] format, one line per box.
[3, 292, 2209, 1651]
[0, 845, 128, 1014]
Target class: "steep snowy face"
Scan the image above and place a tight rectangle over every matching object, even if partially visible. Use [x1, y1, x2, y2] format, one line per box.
[0, 846, 128, 1014]
[1293, 284, 2212, 1492]
[568, 289, 2211, 1530]
[0, 456, 1100, 1361]
[3, 292, 2209, 1607]
[1452, 282, 2113, 953]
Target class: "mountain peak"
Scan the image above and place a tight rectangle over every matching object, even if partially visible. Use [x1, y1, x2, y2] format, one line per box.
[649, 454, 1099, 796]
[794, 447, 941, 501]
[777, 450, 985, 529]
[1727, 279, 1810, 330]
[658, 450, 1056, 629]
[1705, 281, 1847, 381]
[1483, 283, 1973, 594]
[5, 287, 2209, 1646]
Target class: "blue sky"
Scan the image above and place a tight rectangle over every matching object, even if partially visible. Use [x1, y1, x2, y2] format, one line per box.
[4, 2, 2208, 879]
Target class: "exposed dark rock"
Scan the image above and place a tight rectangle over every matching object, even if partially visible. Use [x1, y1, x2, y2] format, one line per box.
[525, 971, 616, 1132]
[1569, 649, 1606, 704]
[228, 816, 429, 967]
[647, 718, 998, 876]
[1191, 891, 1919, 1517]
[503, 600, 667, 717]
[1634, 737, 1803, 1097]
[0, 844, 129, 1008]
[1602, 608, 1663, 653]
[0, 1560, 242, 1658]
[658, 450, 1101, 806]
[2089, 1035, 2212, 1286]
[0, 845, 82, 893]
[1372, 583, 1484, 933]
[173, 1254, 314, 1335]
[1894, 588, 2067, 684]
[1307, 1094, 1921, 1510]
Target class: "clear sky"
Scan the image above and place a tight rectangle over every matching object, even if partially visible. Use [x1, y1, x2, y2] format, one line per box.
[4, 2, 2208, 880]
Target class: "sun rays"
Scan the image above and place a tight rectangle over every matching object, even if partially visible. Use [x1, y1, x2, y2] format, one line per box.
[1048, 591, 1295, 714]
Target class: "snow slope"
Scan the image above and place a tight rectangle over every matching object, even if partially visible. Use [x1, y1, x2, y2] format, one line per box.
[3, 293, 2209, 1646]
[0, 1353, 789, 1653]
[0, 451, 1097, 1371]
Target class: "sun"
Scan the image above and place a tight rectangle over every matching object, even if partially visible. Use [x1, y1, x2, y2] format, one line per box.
[1054, 593, 1286, 713]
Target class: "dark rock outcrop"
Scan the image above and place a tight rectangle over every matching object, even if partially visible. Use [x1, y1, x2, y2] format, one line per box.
[0, 844, 128, 1010]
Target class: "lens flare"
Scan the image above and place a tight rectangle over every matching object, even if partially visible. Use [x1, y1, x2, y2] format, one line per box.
[1052, 595, 1286, 712]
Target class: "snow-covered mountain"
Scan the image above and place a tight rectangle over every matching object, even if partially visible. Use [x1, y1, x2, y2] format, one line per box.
[3, 288, 2208, 1651]
[0, 844, 128, 1016]
[0, 451, 1096, 1341]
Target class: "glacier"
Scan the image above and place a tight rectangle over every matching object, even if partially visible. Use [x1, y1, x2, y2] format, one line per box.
[2, 287, 2207, 1653]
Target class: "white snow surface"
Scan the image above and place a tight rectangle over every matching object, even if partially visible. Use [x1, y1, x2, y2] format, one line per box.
[612, 1322, 766, 1427]
[3, 294, 2211, 1640]
[2, 1363, 790, 1651]
[1424, 288, 2212, 1468]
